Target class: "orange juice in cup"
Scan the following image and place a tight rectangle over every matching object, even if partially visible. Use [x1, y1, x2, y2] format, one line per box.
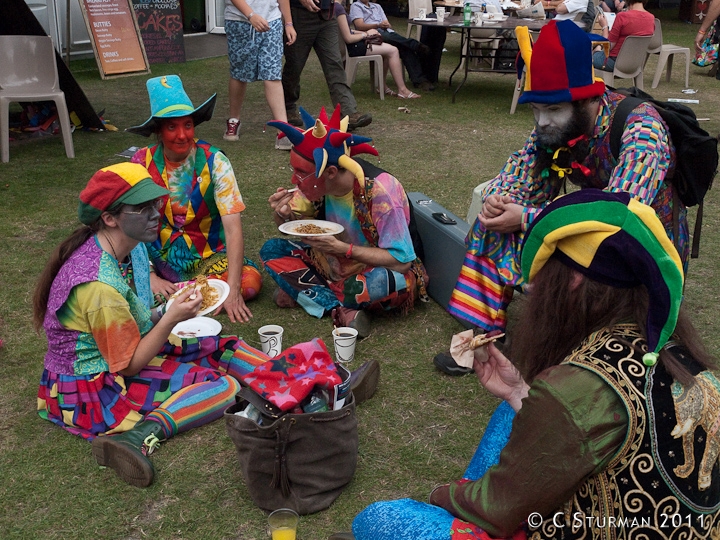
[271, 527, 296, 540]
[268, 509, 299, 540]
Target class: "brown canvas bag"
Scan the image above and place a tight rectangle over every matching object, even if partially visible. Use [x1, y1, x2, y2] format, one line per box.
[224, 394, 358, 515]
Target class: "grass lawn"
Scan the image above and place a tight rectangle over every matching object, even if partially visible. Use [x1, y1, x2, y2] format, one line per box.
[0, 10, 718, 539]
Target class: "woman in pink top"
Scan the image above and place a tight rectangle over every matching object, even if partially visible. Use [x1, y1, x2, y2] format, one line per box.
[592, 0, 654, 71]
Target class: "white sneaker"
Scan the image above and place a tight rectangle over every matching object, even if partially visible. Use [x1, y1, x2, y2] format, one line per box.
[223, 119, 240, 141]
[275, 134, 292, 151]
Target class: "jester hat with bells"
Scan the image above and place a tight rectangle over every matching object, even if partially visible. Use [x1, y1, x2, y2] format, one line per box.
[514, 20, 606, 105]
[268, 105, 378, 185]
[521, 189, 685, 367]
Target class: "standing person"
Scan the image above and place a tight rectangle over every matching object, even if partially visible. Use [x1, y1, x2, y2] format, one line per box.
[593, 0, 654, 71]
[434, 20, 686, 376]
[35, 163, 270, 488]
[282, 0, 372, 130]
[128, 75, 262, 324]
[349, 0, 436, 91]
[223, 0, 297, 150]
[330, 189, 720, 540]
[335, 1, 420, 99]
[260, 106, 428, 338]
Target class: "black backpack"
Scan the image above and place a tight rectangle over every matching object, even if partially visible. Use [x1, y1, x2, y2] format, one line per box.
[609, 87, 719, 258]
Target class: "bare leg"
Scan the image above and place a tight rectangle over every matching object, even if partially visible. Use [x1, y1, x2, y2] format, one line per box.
[228, 79, 248, 120]
[264, 80, 288, 123]
[372, 43, 413, 96]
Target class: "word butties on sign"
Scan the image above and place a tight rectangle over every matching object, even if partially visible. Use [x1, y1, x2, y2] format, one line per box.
[132, 0, 186, 64]
[80, 0, 150, 78]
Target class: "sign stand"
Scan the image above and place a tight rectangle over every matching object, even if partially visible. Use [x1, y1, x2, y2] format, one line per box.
[78, 0, 150, 79]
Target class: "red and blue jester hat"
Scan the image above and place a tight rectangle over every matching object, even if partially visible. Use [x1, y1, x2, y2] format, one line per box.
[267, 105, 379, 185]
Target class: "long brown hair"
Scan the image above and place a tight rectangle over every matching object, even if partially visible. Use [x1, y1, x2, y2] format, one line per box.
[511, 258, 717, 384]
[32, 207, 122, 332]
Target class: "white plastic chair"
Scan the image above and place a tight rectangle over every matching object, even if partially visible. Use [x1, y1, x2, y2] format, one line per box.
[0, 35, 75, 163]
[646, 18, 690, 89]
[407, 0, 433, 39]
[466, 29, 502, 71]
[597, 34, 652, 90]
[339, 32, 385, 99]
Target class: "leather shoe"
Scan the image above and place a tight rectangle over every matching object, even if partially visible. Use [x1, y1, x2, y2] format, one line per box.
[349, 359, 380, 405]
[332, 307, 372, 339]
[416, 81, 436, 92]
[433, 350, 473, 376]
[286, 109, 304, 127]
[347, 112, 372, 130]
[272, 288, 297, 308]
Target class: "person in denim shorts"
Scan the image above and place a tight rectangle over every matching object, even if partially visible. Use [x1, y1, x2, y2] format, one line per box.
[224, 0, 297, 150]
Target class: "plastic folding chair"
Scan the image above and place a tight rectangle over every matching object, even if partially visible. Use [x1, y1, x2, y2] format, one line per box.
[0, 35, 75, 163]
[339, 32, 385, 99]
[407, 0, 433, 39]
[597, 34, 653, 90]
[646, 18, 690, 89]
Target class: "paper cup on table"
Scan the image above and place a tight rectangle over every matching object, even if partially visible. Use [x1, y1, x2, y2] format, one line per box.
[268, 508, 299, 540]
[418, 7, 427, 18]
[258, 325, 284, 357]
[333, 327, 358, 364]
[436, 7, 445, 22]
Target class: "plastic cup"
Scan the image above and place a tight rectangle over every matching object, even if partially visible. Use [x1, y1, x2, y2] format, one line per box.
[436, 7, 445, 22]
[333, 327, 358, 364]
[258, 325, 284, 357]
[418, 7, 427, 18]
[268, 508, 299, 540]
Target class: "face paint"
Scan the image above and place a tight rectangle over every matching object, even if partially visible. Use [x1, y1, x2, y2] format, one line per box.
[159, 116, 195, 161]
[289, 150, 327, 201]
[533, 102, 594, 149]
[117, 199, 162, 242]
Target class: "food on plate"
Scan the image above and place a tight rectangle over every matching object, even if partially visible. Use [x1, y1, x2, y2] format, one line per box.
[169, 276, 220, 311]
[294, 223, 330, 235]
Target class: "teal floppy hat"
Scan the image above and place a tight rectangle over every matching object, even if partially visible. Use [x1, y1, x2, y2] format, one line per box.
[127, 75, 216, 137]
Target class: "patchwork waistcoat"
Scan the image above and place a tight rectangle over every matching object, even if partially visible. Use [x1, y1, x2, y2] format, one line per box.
[529, 324, 720, 539]
[142, 140, 225, 261]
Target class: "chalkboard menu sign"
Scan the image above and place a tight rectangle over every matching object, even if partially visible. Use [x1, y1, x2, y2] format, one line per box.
[132, 0, 186, 64]
[79, 0, 150, 78]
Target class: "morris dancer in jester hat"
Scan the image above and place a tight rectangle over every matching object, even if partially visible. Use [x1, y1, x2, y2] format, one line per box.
[128, 75, 262, 324]
[260, 105, 428, 339]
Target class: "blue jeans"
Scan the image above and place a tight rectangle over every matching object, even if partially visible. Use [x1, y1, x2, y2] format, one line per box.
[593, 50, 615, 71]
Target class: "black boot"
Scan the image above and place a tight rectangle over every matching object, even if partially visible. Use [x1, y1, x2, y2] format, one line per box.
[91, 420, 165, 487]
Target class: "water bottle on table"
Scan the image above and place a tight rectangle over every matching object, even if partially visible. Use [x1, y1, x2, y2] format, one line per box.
[463, 2, 473, 25]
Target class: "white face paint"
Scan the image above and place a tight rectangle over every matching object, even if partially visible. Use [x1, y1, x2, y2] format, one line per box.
[531, 102, 575, 148]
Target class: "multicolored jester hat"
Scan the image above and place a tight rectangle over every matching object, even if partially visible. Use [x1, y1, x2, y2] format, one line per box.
[268, 105, 379, 184]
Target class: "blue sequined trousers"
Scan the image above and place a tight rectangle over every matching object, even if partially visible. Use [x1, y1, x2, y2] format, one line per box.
[352, 401, 515, 540]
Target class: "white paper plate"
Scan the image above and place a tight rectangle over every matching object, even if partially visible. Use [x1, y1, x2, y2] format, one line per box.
[171, 317, 222, 339]
[166, 278, 231, 317]
[278, 219, 345, 237]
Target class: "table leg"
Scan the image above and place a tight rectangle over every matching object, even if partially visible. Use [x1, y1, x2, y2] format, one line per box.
[451, 28, 471, 103]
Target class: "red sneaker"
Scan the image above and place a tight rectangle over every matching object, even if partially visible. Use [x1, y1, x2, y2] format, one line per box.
[223, 119, 240, 141]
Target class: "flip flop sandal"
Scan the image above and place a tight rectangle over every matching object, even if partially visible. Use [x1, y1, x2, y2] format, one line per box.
[397, 91, 421, 99]
[376, 88, 398, 96]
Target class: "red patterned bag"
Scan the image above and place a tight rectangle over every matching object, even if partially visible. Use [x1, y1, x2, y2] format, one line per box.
[240, 338, 342, 411]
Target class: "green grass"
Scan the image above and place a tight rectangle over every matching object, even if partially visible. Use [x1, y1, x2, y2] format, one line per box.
[1, 11, 718, 539]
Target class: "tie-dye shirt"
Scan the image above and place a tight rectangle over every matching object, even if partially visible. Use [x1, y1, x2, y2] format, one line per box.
[43, 237, 154, 376]
[290, 172, 416, 279]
